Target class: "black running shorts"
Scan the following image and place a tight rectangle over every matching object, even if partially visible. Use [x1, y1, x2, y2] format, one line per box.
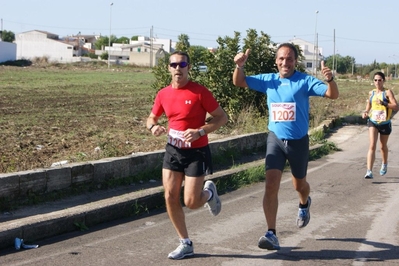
[163, 144, 213, 177]
[265, 131, 309, 179]
[367, 120, 392, 135]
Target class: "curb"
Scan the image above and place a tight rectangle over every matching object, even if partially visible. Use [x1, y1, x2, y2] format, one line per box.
[0, 119, 340, 250]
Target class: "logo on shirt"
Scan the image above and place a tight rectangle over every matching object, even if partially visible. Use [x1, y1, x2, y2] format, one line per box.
[185, 100, 191, 104]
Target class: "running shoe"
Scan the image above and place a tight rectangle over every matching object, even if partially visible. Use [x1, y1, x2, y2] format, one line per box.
[168, 241, 194, 260]
[258, 231, 280, 250]
[364, 170, 373, 179]
[296, 196, 311, 228]
[380, 164, 387, 176]
[204, 180, 221, 216]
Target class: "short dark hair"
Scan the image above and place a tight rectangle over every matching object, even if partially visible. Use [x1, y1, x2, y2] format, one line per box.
[170, 51, 190, 64]
[276, 43, 298, 59]
[374, 71, 385, 81]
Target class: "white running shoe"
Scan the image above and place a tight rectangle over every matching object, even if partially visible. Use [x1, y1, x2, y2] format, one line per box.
[203, 180, 221, 216]
[168, 241, 194, 260]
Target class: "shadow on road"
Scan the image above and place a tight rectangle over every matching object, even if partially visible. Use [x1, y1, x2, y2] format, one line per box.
[186, 238, 399, 263]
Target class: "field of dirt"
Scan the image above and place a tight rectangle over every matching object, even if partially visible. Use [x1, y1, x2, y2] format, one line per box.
[0, 64, 234, 173]
[0, 63, 385, 174]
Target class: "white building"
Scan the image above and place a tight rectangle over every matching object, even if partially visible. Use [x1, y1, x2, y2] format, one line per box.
[97, 36, 170, 67]
[0, 41, 16, 63]
[14, 30, 88, 63]
[289, 38, 323, 74]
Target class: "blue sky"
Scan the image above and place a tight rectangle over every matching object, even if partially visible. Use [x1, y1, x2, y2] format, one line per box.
[2, 0, 399, 65]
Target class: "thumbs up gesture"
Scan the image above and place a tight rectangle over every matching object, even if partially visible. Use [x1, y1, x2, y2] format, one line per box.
[234, 49, 251, 68]
[321, 60, 334, 82]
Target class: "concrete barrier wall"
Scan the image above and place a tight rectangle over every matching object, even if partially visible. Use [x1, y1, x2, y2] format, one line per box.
[0, 133, 267, 202]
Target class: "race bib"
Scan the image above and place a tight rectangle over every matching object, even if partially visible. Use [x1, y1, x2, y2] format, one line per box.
[270, 103, 296, 122]
[167, 128, 191, 148]
[371, 109, 387, 122]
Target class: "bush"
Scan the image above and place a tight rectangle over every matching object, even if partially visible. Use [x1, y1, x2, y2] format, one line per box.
[0, 59, 32, 67]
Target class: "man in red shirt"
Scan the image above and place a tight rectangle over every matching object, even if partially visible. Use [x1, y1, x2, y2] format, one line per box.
[147, 51, 228, 260]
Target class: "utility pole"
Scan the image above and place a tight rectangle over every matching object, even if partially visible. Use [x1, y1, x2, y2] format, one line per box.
[108, 2, 113, 69]
[150, 26, 153, 68]
[332, 29, 336, 75]
[313, 10, 319, 76]
[0, 18, 3, 41]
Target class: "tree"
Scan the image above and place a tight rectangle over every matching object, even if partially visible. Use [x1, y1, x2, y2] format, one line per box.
[116, 36, 130, 44]
[175, 34, 190, 51]
[324, 54, 355, 74]
[151, 29, 282, 120]
[94, 35, 117, 50]
[151, 34, 206, 91]
[151, 55, 171, 90]
[202, 29, 276, 119]
[1, 30, 15, 43]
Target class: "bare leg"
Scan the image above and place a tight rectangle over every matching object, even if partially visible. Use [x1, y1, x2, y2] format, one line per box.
[367, 127, 378, 171]
[183, 175, 209, 209]
[263, 169, 282, 230]
[163, 169, 210, 239]
[292, 176, 310, 205]
[379, 134, 389, 165]
[162, 169, 188, 239]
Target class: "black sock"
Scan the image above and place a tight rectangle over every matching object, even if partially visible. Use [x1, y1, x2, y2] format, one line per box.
[268, 229, 276, 235]
[299, 200, 309, 208]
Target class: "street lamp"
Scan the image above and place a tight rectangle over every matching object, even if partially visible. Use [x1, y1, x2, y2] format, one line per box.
[313, 10, 319, 76]
[108, 2, 113, 69]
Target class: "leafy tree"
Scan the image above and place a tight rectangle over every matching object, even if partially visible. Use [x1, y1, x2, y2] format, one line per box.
[94, 35, 118, 50]
[187, 45, 208, 80]
[358, 60, 380, 77]
[100, 52, 108, 60]
[175, 34, 190, 51]
[203, 29, 280, 119]
[324, 54, 355, 74]
[151, 34, 205, 91]
[151, 29, 306, 121]
[151, 55, 171, 90]
[131, 36, 139, 41]
[116, 36, 130, 44]
[1, 30, 15, 43]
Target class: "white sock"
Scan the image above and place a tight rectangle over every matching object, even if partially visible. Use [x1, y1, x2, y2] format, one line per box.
[181, 238, 191, 245]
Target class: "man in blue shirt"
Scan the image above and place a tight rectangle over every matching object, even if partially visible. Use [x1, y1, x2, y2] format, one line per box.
[233, 43, 338, 250]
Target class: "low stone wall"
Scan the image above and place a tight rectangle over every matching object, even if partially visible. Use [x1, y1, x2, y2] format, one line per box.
[0, 132, 267, 205]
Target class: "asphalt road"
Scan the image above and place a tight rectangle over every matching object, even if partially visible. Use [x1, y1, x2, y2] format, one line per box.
[1, 118, 399, 266]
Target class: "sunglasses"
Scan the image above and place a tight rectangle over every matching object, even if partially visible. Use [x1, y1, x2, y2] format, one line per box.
[374, 79, 383, 82]
[169, 62, 188, 68]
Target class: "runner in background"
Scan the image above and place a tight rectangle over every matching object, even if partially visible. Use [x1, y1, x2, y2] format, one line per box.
[362, 71, 398, 179]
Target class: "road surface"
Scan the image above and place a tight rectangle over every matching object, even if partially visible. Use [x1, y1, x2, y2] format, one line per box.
[1, 119, 399, 266]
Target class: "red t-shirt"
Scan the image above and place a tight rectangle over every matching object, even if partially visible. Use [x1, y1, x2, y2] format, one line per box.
[151, 81, 220, 149]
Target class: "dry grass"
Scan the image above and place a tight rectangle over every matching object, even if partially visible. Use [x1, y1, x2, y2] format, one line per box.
[1, 63, 398, 173]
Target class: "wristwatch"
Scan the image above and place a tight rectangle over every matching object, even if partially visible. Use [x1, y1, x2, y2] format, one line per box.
[198, 128, 206, 137]
[148, 124, 157, 131]
[325, 76, 334, 83]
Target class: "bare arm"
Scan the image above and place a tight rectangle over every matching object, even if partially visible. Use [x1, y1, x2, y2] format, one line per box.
[362, 91, 372, 119]
[233, 49, 251, 88]
[182, 106, 228, 143]
[146, 112, 167, 136]
[201, 106, 228, 134]
[324, 80, 339, 99]
[386, 89, 399, 111]
[320, 60, 339, 99]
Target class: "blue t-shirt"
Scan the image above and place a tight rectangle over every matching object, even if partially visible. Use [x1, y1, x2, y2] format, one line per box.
[246, 71, 328, 140]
